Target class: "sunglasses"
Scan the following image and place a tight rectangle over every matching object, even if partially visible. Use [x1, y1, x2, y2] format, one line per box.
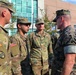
[57, 16, 61, 20]
[20, 23, 31, 26]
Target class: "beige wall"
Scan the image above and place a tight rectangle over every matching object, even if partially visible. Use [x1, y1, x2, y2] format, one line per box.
[44, 0, 76, 25]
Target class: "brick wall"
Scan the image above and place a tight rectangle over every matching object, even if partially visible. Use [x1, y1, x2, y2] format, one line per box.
[44, 0, 76, 25]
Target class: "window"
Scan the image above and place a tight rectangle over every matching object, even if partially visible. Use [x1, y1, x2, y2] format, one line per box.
[11, 0, 38, 23]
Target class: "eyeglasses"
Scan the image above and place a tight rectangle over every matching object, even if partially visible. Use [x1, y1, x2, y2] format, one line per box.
[37, 23, 44, 25]
[57, 16, 60, 20]
[25, 24, 31, 26]
[20, 23, 31, 26]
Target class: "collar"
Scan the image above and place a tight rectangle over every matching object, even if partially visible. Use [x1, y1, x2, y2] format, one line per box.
[17, 32, 27, 41]
[0, 26, 8, 34]
[35, 30, 46, 37]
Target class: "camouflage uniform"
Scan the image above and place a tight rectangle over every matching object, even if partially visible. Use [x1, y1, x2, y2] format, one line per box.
[10, 32, 32, 75]
[0, 0, 14, 75]
[51, 32, 60, 74]
[29, 30, 53, 75]
[51, 32, 60, 53]
[0, 26, 12, 75]
[10, 18, 32, 75]
[51, 26, 76, 75]
[51, 9, 76, 75]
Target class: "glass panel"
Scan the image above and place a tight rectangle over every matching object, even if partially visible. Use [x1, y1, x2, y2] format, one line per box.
[11, 0, 15, 3]
[15, 0, 21, 4]
[10, 0, 38, 35]
[16, 5, 21, 12]
[33, 0, 38, 23]
[28, 17, 31, 21]
[22, 8, 26, 12]
[26, 7, 31, 13]
[28, 1, 31, 7]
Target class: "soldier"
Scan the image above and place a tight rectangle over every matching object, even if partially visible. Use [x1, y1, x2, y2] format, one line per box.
[29, 18, 53, 75]
[0, 0, 14, 75]
[51, 9, 76, 75]
[10, 17, 32, 75]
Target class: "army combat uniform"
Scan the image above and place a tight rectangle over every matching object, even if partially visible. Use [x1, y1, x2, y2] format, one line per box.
[10, 32, 31, 75]
[51, 26, 76, 75]
[0, 0, 14, 75]
[29, 30, 53, 75]
[0, 26, 12, 75]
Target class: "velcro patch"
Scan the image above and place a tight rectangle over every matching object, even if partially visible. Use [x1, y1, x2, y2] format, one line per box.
[0, 44, 2, 47]
[10, 43, 17, 47]
[0, 51, 5, 59]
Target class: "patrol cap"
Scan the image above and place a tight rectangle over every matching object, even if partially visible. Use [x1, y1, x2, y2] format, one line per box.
[0, 0, 15, 13]
[53, 9, 70, 22]
[35, 18, 44, 25]
[17, 17, 31, 25]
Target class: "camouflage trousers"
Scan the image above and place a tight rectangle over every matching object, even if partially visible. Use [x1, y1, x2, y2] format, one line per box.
[31, 64, 49, 75]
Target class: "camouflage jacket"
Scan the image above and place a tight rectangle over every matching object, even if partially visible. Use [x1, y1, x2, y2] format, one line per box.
[29, 30, 53, 70]
[53, 25, 76, 71]
[10, 32, 30, 75]
[0, 26, 12, 75]
[51, 32, 60, 54]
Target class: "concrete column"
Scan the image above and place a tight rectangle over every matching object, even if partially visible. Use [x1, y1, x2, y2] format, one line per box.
[38, 0, 45, 18]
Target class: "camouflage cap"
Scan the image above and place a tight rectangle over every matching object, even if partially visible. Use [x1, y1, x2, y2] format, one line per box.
[0, 0, 15, 13]
[17, 17, 31, 24]
[53, 9, 70, 22]
[35, 18, 44, 25]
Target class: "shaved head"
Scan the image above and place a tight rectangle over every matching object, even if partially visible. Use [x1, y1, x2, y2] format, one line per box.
[62, 14, 71, 22]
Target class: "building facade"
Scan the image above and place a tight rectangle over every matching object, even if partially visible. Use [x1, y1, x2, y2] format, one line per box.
[11, 0, 44, 24]
[11, 0, 38, 23]
[7, 0, 76, 35]
[44, 0, 76, 25]
[7, 0, 44, 35]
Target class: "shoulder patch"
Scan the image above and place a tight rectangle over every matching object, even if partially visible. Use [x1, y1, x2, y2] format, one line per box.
[0, 44, 2, 47]
[10, 43, 17, 47]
